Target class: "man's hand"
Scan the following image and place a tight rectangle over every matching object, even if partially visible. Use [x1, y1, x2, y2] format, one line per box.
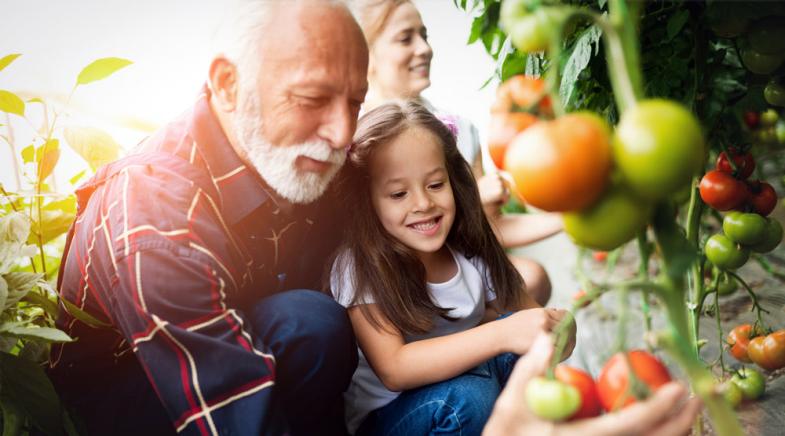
[484, 333, 702, 436]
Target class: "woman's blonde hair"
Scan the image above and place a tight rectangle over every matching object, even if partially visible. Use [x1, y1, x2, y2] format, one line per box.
[351, 0, 409, 46]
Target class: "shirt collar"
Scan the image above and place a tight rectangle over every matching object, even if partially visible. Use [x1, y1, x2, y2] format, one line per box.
[188, 86, 271, 225]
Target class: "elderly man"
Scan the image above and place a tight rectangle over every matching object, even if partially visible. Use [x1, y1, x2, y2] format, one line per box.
[49, 1, 367, 435]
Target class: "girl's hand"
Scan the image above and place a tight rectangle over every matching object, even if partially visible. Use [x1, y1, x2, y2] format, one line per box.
[477, 172, 510, 215]
[500, 308, 576, 358]
[484, 334, 702, 436]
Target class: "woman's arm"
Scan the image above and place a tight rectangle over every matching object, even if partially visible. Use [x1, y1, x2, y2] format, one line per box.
[349, 304, 569, 392]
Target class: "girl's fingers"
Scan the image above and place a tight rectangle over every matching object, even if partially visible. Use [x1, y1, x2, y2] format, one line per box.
[503, 332, 554, 394]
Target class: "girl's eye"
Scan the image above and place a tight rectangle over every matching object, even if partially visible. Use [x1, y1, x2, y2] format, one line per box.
[428, 182, 444, 190]
[390, 191, 407, 200]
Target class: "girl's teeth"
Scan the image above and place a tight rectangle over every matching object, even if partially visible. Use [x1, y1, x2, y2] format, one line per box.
[412, 219, 436, 231]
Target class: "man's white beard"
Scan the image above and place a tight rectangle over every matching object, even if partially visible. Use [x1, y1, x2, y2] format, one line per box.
[232, 96, 346, 205]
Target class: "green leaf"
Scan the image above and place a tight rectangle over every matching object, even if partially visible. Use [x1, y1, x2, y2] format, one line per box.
[0, 324, 73, 343]
[3, 271, 42, 309]
[1, 398, 24, 436]
[76, 57, 132, 85]
[560, 25, 602, 107]
[29, 208, 75, 245]
[0, 276, 7, 313]
[0, 89, 25, 117]
[21, 143, 35, 163]
[69, 169, 87, 186]
[0, 54, 21, 73]
[37, 139, 61, 181]
[60, 296, 112, 328]
[64, 126, 121, 171]
[0, 351, 65, 435]
[666, 10, 689, 42]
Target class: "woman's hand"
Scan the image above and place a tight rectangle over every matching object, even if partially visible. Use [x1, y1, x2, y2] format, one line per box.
[484, 333, 703, 436]
[499, 308, 575, 358]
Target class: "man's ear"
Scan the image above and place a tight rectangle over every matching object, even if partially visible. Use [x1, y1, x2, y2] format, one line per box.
[209, 56, 239, 112]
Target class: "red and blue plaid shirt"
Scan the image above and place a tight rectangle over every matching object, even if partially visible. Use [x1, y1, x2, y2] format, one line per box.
[50, 88, 344, 435]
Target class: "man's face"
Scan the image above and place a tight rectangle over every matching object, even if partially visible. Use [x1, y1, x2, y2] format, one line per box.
[234, 3, 369, 204]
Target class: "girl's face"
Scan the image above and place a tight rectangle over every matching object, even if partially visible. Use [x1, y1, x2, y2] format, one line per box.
[368, 2, 433, 99]
[370, 126, 455, 258]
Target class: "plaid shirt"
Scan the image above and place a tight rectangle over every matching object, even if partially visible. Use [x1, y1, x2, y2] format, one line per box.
[50, 88, 344, 435]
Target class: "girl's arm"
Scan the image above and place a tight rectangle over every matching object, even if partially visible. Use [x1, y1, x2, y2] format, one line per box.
[348, 303, 568, 392]
[493, 213, 564, 248]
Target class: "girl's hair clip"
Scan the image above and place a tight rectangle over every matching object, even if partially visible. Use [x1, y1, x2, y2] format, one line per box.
[436, 114, 459, 139]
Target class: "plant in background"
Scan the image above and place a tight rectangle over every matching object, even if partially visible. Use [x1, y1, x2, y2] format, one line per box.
[1, 53, 129, 435]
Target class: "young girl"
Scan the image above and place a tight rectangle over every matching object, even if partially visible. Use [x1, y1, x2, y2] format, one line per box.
[329, 101, 574, 435]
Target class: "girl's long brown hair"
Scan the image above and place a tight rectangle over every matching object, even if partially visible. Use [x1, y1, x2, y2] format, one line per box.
[329, 100, 525, 335]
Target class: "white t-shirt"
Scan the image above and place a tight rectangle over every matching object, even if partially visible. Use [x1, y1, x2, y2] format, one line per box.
[330, 247, 497, 434]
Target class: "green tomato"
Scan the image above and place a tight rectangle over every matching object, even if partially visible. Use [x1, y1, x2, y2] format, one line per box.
[716, 272, 738, 296]
[776, 120, 785, 144]
[722, 380, 744, 408]
[723, 212, 768, 245]
[508, 8, 567, 53]
[749, 218, 783, 253]
[731, 368, 766, 400]
[765, 82, 785, 107]
[525, 377, 582, 421]
[760, 109, 780, 127]
[613, 100, 705, 200]
[705, 234, 750, 270]
[741, 49, 785, 75]
[747, 18, 785, 54]
[563, 185, 652, 251]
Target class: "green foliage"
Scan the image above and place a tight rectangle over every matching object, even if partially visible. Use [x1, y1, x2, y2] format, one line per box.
[75, 57, 132, 86]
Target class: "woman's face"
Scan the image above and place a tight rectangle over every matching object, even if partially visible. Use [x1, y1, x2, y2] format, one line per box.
[369, 2, 433, 99]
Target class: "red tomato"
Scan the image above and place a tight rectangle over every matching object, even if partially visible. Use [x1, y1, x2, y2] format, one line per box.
[572, 289, 590, 308]
[716, 151, 755, 179]
[487, 112, 538, 169]
[492, 75, 553, 116]
[727, 324, 754, 363]
[699, 170, 749, 211]
[505, 112, 612, 212]
[597, 350, 671, 412]
[748, 181, 778, 216]
[747, 329, 785, 371]
[592, 251, 609, 262]
[744, 111, 760, 129]
[555, 365, 602, 420]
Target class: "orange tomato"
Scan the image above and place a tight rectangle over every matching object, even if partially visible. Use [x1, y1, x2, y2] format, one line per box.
[554, 365, 602, 420]
[727, 324, 754, 363]
[504, 112, 612, 212]
[597, 351, 671, 412]
[487, 112, 538, 169]
[747, 329, 785, 371]
[491, 75, 553, 116]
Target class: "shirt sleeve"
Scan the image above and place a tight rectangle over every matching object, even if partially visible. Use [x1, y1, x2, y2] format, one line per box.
[111, 241, 285, 435]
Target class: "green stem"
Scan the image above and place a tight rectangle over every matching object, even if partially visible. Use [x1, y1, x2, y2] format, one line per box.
[636, 233, 652, 336]
[710, 274, 728, 376]
[4, 113, 22, 191]
[727, 271, 769, 328]
[685, 177, 704, 353]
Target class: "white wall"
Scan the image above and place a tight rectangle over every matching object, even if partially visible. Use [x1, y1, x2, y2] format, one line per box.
[0, 0, 497, 190]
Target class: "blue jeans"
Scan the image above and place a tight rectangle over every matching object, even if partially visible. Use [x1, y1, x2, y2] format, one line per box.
[355, 352, 519, 436]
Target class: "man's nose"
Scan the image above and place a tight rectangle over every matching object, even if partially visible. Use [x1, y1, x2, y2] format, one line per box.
[320, 102, 355, 150]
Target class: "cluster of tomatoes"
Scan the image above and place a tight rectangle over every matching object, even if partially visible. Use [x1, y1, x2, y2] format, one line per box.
[744, 108, 785, 146]
[488, 75, 706, 252]
[720, 323, 785, 407]
[526, 351, 671, 421]
[700, 149, 782, 270]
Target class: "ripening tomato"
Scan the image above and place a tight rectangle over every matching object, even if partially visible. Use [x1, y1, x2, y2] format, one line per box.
[748, 181, 778, 216]
[744, 111, 760, 129]
[749, 218, 783, 253]
[505, 112, 612, 212]
[487, 112, 539, 169]
[563, 185, 652, 251]
[716, 151, 755, 179]
[613, 100, 705, 200]
[723, 211, 768, 245]
[760, 109, 779, 127]
[492, 75, 553, 116]
[721, 380, 744, 408]
[525, 376, 581, 421]
[731, 368, 765, 400]
[572, 289, 590, 308]
[727, 324, 754, 363]
[554, 365, 602, 420]
[592, 251, 608, 262]
[699, 170, 748, 211]
[597, 350, 671, 412]
[705, 234, 750, 270]
[747, 329, 785, 371]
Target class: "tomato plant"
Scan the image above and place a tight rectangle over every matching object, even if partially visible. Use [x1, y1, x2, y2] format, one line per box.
[525, 376, 581, 421]
[705, 234, 750, 270]
[505, 112, 612, 212]
[731, 368, 766, 400]
[699, 170, 748, 211]
[554, 365, 602, 420]
[612, 99, 705, 200]
[747, 330, 785, 371]
[723, 212, 768, 246]
[597, 350, 671, 412]
[727, 324, 754, 363]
